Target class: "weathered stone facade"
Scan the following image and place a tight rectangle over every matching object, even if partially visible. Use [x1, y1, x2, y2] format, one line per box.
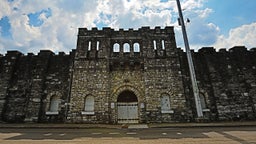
[0, 50, 75, 122]
[0, 26, 255, 123]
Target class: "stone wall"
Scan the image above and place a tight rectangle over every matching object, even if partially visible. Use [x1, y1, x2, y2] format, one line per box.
[0, 26, 256, 123]
[0, 51, 23, 121]
[178, 46, 256, 121]
[0, 50, 75, 122]
[68, 59, 110, 123]
[193, 46, 256, 121]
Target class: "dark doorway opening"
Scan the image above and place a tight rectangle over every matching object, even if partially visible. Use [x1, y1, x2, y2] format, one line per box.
[117, 90, 138, 102]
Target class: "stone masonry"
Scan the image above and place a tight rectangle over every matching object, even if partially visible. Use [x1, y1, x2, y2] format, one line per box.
[0, 26, 255, 123]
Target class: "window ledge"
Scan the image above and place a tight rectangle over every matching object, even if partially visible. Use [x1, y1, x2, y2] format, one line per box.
[46, 111, 59, 115]
[161, 110, 174, 114]
[81, 111, 95, 115]
[203, 109, 210, 112]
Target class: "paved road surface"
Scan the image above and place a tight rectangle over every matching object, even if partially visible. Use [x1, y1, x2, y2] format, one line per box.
[0, 127, 256, 144]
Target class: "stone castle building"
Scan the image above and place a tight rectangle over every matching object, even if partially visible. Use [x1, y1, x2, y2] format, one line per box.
[0, 26, 255, 123]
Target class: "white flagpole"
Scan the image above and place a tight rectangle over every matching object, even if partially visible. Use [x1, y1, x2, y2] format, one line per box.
[176, 0, 203, 117]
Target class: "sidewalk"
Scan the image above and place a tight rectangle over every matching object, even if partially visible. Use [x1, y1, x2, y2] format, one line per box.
[148, 121, 256, 128]
[0, 121, 256, 129]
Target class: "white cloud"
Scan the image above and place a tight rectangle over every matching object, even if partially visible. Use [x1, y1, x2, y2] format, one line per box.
[0, 0, 101, 54]
[0, 0, 12, 18]
[214, 22, 256, 50]
[98, 0, 177, 29]
[182, 0, 204, 11]
[195, 8, 213, 19]
[174, 6, 219, 51]
[187, 20, 220, 45]
[3, 0, 249, 54]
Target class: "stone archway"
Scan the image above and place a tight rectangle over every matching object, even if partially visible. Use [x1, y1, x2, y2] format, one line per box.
[117, 90, 138, 123]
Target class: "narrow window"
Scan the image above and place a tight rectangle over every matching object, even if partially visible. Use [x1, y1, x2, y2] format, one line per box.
[49, 96, 59, 112]
[84, 96, 94, 112]
[161, 40, 165, 49]
[113, 43, 120, 52]
[88, 41, 91, 51]
[96, 41, 100, 51]
[161, 94, 171, 112]
[133, 43, 140, 52]
[199, 94, 207, 109]
[153, 40, 157, 50]
[123, 43, 130, 53]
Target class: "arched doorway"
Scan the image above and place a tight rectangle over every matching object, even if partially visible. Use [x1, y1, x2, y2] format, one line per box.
[117, 90, 138, 123]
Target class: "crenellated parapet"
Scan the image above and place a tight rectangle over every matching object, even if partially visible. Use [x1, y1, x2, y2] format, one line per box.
[1, 46, 255, 61]
[196, 46, 256, 70]
[0, 50, 76, 57]
[197, 46, 256, 54]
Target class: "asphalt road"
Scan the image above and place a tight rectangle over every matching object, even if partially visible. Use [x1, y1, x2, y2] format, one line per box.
[0, 127, 256, 144]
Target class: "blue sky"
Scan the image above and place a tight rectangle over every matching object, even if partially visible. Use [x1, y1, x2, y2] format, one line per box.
[205, 0, 256, 35]
[0, 0, 256, 54]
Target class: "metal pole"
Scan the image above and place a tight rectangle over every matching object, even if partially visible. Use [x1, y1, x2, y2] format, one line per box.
[176, 0, 203, 117]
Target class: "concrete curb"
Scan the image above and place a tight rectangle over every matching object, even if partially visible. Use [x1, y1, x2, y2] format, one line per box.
[0, 122, 256, 129]
[0, 123, 122, 129]
[148, 122, 256, 128]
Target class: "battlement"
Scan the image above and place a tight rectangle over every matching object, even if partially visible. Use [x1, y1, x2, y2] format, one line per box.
[197, 46, 256, 54]
[78, 26, 174, 36]
[1, 50, 75, 57]
[1, 46, 255, 59]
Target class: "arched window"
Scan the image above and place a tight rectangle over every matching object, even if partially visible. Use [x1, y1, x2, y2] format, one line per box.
[49, 96, 59, 112]
[133, 43, 140, 52]
[161, 40, 165, 49]
[96, 41, 100, 51]
[88, 41, 91, 51]
[199, 94, 207, 109]
[123, 43, 130, 53]
[84, 95, 94, 112]
[153, 40, 157, 50]
[113, 43, 120, 52]
[161, 94, 173, 113]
